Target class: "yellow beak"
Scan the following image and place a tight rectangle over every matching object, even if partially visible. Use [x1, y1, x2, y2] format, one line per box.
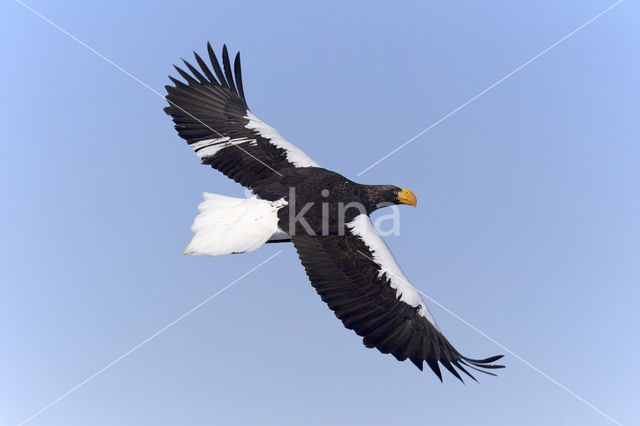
[397, 188, 417, 207]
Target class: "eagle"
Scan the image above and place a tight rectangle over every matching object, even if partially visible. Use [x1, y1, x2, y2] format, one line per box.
[164, 42, 504, 382]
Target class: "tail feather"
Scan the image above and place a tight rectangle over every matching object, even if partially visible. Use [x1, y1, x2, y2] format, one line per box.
[184, 193, 287, 256]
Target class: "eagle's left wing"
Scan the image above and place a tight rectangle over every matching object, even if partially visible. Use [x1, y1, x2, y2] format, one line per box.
[291, 214, 504, 381]
[164, 43, 318, 195]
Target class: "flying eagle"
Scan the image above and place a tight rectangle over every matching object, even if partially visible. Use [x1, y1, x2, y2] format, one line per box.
[164, 43, 504, 382]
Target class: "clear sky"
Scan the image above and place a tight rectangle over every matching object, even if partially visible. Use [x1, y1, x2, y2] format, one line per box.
[1, 1, 638, 425]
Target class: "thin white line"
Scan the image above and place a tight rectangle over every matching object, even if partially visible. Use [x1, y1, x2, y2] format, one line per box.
[356, 0, 624, 176]
[355, 249, 621, 425]
[14, 0, 283, 177]
[413, 288, 622, 425]
[17, 250, 283, 426]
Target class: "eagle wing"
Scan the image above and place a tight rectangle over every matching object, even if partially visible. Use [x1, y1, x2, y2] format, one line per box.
[164, 43, 318, 193]
[291, 214, 504, 381]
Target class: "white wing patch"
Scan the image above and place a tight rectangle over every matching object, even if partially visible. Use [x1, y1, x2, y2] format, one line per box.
[185, 193, 287, 256]
[348, 214, 438, 328]
[245, 111, 319, 168]
[191, 137, 258, 159]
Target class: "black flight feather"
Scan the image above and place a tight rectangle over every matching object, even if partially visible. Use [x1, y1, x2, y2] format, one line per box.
[194, 51, 216, 84]
[207, 42, 228, 88]
[182, 58, 208, 84]
[234, 52, 245, 101]
[222, 45, 238, 95]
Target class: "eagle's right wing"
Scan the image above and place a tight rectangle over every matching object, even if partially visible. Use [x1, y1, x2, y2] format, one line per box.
[292, 214, 504, 382]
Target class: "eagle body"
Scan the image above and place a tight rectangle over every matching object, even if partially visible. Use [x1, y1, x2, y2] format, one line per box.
[252, 166, 400, 237]
[164, 43, 504, 382]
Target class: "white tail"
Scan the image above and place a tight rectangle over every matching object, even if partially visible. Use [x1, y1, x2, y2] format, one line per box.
[184, 193, 287, 256]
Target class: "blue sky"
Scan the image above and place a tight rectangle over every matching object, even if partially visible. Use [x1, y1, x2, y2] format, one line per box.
[1, 1, 638, 425]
